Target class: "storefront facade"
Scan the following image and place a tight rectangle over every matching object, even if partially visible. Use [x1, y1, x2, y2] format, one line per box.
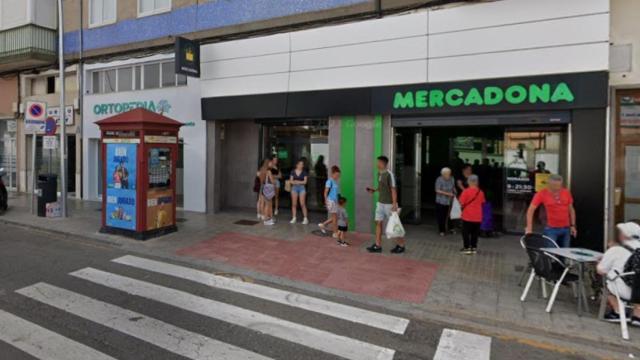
[199, 0, 610, 249]
[0, 76, 19, 191]
[82, 54, 207, 212]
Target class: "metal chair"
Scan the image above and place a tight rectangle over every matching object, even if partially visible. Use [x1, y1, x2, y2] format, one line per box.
[518, 233, 559, 297]
[520, 233, 579, 312]
[605, 270, 637, 340]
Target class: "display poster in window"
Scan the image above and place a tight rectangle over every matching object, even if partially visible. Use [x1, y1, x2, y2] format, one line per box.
[146, 189, 174, 231]
[106, 143, 137, 230]
[621, 96, 640, 127]
[506, 158, 533, 194]
[535, 173, 551, 192]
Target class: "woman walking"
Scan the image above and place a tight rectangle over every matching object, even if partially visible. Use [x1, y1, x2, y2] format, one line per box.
[459, 175, 485, 254]
[258, 158, 276, 225]
[289, 160, 309, 224]
[434, 167, 456, 236]
[271, 157, 282, 216]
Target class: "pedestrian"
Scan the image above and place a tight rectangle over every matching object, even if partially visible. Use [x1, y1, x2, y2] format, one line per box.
[258, 158, 276, 226]
[314, 155, 328, 207]
[254, 164, 263, 219]
[456, 163, 473, 193]
[289, 159, 309, 224]
[318, 165, 340, 236]
[366, 156, 405, 254]
[597, 221, 640, 325]
[271, 157, 282, 216]
[459, 175, 485, 254]
[525, 174, 576, 247]
[336, 196, 350, 247]
[434, 167, 456, 236]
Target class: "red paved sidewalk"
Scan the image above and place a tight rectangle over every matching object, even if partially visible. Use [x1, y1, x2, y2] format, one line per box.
[176, 231, 438, 303]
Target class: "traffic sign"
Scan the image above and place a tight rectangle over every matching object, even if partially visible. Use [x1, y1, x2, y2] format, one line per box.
[45, 117, 57, 136]
[25, 101, 47, 133]
[46, 106, 74, 126]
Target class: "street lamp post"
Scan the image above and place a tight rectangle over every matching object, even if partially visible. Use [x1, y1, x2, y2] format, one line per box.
[57, 0, 67, 217]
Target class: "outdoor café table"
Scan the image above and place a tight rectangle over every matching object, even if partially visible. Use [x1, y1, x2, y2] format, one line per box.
[540, 247, 603, 316]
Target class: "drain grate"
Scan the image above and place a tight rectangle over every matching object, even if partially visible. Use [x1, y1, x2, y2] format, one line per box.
[234, 220, 260, 226]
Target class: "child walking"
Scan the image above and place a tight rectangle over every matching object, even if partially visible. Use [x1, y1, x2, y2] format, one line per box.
[319, 166, 341, 237]
[336, 196, 350, 246]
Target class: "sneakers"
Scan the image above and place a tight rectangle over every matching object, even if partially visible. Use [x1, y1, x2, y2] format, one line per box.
[264, 219, 275, 226]
[604, 310, 623, 323]
[302, 218, 309, 225]
[390, 245, 406, 254]
[318, 223, 326, 233]
[470, 248, 478, 254]
[367, 244, 382, 253]
[340, 241, 350, 247]
[274, 209, 279, 216]
[290, 217, 297, 224]
[460, 248, 473, 255]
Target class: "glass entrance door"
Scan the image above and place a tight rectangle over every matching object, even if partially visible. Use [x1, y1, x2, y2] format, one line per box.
[502, 130, 567, 233]
[615, 89, 640, 223]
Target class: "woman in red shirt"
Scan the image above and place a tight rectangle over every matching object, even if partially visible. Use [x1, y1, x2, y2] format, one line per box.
[459, 175, 486, 254]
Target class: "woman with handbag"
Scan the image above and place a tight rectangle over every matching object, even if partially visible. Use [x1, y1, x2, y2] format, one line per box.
[459, 175, 485, 254]
[434, 167, 456, 236]
[258, 158, 276, 226]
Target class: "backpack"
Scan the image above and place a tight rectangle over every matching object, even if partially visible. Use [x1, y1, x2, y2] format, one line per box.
[622, 246, 640, 287]
[262, 177, 276, 200]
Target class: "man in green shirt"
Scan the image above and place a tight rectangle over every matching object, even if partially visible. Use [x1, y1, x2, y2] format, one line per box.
[366, 156, 406, 253]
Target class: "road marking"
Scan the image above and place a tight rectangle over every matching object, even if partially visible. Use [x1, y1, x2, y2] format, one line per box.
[112, 255, 409, 334]
[0, 309, 117, 360]
[72, 267, 396, 360]
[16, 283, 272, 360]
[433, 329, 491, 360]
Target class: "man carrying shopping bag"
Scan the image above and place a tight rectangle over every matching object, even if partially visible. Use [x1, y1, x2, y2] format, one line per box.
[366, 156, 406, 254]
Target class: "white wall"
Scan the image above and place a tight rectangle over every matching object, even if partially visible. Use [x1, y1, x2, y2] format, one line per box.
[610, 0, 640, 86]
[0, 0, 56, 31]
[200, 0, 609, 97]
[82, 54, 207, 213]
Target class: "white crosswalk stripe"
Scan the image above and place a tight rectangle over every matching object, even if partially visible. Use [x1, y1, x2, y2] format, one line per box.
[70, 267, 396, 360]
[433, 329, 492, 360]
[112, 255, 410, 334]
[0, 309, 117, 360]
[16, 282, 273, 360]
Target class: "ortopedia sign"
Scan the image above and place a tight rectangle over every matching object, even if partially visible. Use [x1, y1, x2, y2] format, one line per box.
[93, 100, 171, 117]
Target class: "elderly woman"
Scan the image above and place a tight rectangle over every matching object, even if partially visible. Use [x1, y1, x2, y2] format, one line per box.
[459, 175, 486, 254]
[435, 167, 456, 236]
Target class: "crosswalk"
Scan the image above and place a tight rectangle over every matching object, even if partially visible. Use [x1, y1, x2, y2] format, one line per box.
[0, 254, 493, 360]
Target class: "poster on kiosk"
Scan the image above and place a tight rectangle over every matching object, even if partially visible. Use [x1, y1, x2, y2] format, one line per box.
[105, 143, 137, 230]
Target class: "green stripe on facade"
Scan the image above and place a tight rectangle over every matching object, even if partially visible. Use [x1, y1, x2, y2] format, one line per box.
[372, 115, 383, 230]
[340, 116, 356, 228]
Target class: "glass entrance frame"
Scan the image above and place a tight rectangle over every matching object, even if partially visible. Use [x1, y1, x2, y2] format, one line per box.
[614, 89, 640, 223]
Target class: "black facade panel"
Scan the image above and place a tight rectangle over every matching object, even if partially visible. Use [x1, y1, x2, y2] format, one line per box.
[286, 88, 371, 117]
[201, 93, 288, 120]
[570, 108, 606, 251]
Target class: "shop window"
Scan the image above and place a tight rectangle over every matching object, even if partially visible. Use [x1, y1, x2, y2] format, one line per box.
[89, 0, 116, 27]
[138, 0, 170, 17]
[117, 67, 133, 92]
[134, 65, 142, 90]
[46, 76, 56, 94]
[104, 69, 116, 93]
[143, 63, 160, 89]
[161, 61, 176, 87]
[91, 71, 102, 94]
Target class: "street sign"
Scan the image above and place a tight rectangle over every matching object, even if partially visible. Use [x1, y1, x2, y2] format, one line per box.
[25, 101, 47, 133]
[175, 37, 200, 78]
[45, 117, 57, 136]
[43, 135, 58, 150]
[46, 105, 74, 126]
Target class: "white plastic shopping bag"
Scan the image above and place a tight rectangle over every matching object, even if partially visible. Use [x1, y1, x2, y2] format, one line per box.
[450, 197, 462, 220]
[385, 211, 406, 239]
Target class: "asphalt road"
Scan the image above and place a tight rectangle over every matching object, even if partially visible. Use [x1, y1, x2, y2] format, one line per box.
[0, 224, 595, 360]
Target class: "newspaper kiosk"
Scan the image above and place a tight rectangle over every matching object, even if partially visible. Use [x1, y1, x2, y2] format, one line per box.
[96, 108, 182, 239]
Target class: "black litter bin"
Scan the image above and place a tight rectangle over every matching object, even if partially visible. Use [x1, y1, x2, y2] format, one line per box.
[37, 174, 57, 217]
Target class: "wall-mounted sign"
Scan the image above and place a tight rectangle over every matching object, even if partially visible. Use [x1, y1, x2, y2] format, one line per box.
[175, 37, 200, 78]
[6, 120, 17, 133]
[93, 100, 171, 116]
[106, 143, 138, 231]
[25, 101, 47, 133]
[620, 95, 640, 127]
[47, 106, 74, 126]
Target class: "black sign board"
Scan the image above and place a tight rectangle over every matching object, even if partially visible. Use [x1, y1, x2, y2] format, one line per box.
[175, 37, 200, 78]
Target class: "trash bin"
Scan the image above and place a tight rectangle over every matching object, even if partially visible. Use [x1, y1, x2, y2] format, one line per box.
[37, 174, 57, 217]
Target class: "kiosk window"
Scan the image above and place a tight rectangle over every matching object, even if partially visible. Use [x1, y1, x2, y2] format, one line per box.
[148, 148, 172, 188]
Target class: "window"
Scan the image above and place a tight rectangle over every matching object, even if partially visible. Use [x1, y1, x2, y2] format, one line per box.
[90, 0, 116, 27]
[90, 60, 185, 94]
[138, 0, 170, 17]
[46, 76, 56, 94]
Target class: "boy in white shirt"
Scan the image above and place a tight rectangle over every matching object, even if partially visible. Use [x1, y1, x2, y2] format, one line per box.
[597, 222, 640, 325]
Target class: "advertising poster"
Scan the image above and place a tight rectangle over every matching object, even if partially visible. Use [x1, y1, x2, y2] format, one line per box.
[106, 143, 137, 230]
[146, 189, 174, 231]
[535, 173, 551, 192]
[621, 96, 640, 127]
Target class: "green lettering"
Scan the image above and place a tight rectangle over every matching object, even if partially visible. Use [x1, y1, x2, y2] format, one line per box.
[429, 90, 444, 107]
[464, 88, 484, 106]
[148, 101, 156, 112]
[483, 86, 504, 105]
[415, 90, 428, 108]
[101, 104, 108, 114]
[93, 104, 101, 115]
[550, 82, 575, 103]
[393, 92, 415, 109]
[445, 89, 464, 107]
[528, 83, 550, 103]
[505, 85, 527, 104]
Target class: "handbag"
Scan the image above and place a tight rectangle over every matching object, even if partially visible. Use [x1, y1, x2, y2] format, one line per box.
[284, 180, 292, 192]
[262, 177, 276, 200]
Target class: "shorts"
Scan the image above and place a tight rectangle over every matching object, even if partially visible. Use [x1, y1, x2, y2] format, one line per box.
[292, 184, 306, 194]
[375, 202, 394, 222]
[338, 225, 348, 232]
[608, 278, 632, 301]
[326, 200, 338, 214]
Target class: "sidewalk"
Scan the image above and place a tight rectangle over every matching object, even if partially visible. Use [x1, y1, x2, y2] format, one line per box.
[2, 192, 638, 356]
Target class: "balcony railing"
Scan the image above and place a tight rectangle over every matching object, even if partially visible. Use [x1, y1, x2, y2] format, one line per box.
[0, 24, 56, 67]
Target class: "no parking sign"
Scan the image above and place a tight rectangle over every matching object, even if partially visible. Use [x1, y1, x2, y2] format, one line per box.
[25, 101, 47, 133]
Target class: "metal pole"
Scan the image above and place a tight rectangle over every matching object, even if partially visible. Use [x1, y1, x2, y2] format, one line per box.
[31, 133, 36, 215]
[57, 0, 67, 217]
